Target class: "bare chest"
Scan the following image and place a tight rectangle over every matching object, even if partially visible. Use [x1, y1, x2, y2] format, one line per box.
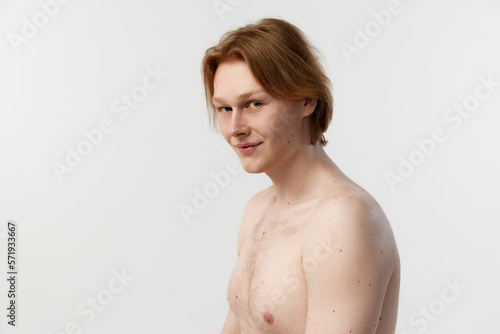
[228, 217, 309, 333]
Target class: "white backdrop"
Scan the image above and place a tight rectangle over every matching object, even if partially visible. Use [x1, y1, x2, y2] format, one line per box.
[1, 0, 499, 333]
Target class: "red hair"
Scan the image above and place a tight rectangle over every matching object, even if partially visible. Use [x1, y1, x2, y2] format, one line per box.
[202, 18, 333, 146]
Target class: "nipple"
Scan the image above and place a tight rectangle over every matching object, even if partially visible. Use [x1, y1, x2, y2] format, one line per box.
[263, 312, 274, 325]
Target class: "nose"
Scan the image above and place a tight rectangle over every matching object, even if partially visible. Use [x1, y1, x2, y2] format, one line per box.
[229, 109, 249, 137]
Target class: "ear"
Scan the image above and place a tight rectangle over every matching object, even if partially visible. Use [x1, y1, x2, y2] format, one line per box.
[303, 98, 318, 117]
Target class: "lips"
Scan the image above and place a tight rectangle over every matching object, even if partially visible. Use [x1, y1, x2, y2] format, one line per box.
[235, 142, 262, 154]
[235, 142, 261, 148]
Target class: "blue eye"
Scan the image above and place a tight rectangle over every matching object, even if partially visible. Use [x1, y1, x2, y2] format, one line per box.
[249, 102, 262, 108]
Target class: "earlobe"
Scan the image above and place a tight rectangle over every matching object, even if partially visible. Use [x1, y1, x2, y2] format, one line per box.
[303, 98, 318, 117]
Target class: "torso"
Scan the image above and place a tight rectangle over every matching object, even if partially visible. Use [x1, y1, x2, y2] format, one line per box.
[227, 182, 400, 333]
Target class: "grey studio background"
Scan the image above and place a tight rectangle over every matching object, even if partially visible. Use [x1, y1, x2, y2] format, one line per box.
[1, 0, 499, 333]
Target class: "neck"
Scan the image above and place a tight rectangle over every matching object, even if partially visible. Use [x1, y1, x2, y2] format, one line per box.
[265, 142, 342, 207]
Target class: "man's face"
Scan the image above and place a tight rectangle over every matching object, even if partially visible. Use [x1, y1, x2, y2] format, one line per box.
[212, 58, 314, 174]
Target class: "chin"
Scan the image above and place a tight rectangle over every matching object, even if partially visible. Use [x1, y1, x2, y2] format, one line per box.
[244, 168, 265, 174]
[238, 158, 267, 174]
[241, 163, 265, 174]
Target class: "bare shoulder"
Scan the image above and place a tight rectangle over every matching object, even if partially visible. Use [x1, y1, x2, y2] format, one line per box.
[302, 183, 399, 271]
[299, 183, 400, 331]
[236, 186, 273, 255]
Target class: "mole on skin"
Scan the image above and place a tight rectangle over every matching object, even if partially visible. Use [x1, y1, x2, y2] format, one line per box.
[263, 312, 274, 324]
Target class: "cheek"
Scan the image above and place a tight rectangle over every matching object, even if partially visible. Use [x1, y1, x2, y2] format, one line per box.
[269, 115, 300, 145]
[217, 118, 230, 141]
[269, 117, 288, 140]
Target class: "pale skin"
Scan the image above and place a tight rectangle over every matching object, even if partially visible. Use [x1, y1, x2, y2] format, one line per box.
[213, 58, 400, 334]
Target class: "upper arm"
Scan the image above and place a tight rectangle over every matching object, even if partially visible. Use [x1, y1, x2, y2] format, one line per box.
[302, 198, 396, 333]
[221, 308, 240, 334]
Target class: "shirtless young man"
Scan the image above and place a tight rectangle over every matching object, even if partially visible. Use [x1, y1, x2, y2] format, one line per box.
[202, 18, 400, 334]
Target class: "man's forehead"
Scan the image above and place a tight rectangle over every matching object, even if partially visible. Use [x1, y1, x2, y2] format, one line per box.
[214, 60, 253, 84]
[213, 61, 267, 102]
[212, 88, 268, 103]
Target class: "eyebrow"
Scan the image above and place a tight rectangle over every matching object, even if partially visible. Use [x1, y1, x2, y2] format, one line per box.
[212, 89, 267, 104]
